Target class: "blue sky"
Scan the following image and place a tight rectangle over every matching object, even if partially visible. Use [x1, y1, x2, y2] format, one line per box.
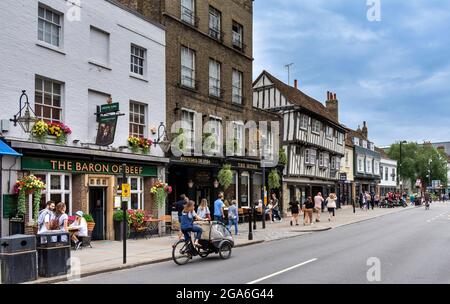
[253, 0, 450, 146]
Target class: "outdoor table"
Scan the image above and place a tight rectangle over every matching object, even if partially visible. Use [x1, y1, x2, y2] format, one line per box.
[146, 219, 162, 237]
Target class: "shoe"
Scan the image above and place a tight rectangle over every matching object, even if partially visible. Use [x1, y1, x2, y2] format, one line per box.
[75, 241, 82, 251]
[296, 223, 300, 226]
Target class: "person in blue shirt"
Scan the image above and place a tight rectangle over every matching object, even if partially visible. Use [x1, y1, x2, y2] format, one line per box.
[214, 192, 225, 223]
[180, 201, 205, 247]
[227, 200, 239, 235]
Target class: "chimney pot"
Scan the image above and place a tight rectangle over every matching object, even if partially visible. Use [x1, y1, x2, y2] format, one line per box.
[294, 79, 298, 89]
[333, 93, 337, 100]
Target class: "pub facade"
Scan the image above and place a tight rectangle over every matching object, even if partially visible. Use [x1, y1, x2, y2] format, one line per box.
[0, 0, 168, 238]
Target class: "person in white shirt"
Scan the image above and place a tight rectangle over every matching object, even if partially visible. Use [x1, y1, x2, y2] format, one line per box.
[70, 211, 88, 248]
[38, 201, 55, 243]
[326, 193, 337, 222]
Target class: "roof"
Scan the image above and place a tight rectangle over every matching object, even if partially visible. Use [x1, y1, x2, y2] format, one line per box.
[375, 147, 392, 160]
[0, 140, 21, 157]
[260, 70, 342, 127]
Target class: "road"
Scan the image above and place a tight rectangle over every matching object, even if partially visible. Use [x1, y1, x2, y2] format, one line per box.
[67, 202, 450, 284]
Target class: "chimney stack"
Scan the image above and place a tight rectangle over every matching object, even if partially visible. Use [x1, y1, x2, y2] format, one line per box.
[362, 121, 368, 138]
[325, 91, 339, 122]
[294, 79, 298, 89]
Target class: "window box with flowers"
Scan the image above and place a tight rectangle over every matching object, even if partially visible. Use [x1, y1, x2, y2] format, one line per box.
[31, 120, 72, 145]
[128, 136, 153, 154]
[14, 175, 46, 233]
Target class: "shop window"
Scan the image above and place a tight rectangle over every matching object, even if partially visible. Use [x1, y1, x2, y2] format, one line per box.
[240, 172, 250, 207]
[253, 173, 262, 202]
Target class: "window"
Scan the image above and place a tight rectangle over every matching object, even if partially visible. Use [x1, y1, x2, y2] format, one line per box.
[130, 45, 146, 76]
[358, 157, 364, 172]
[129, 102, 146, 138]
[38, 6, 62, 47]
[232, 69, 243, 104]
[369, 143, 375, 151]
[326, 126, 333, 139]
[374, 160, 380, 175]
[300, 115, 309, 130]
[232, 21, 243, 50]
[305, 149, 317, 165]
[392, 169, 396, 181]
[353, 137, 360, 146]
[89, 27, 110, 66]
[181, 110, 195, 150]
[35, 76, 63, 123]
[362, 140, 368, 149]
[233, 123, 244, 155]
[338, 132, 344, 145]
[319, 153, 328, 168]
[384, 167, 388, 180]
[32, 173, 71, 217]
[117, 177, 144, 210]
[209, 59, 221, 97]
[335, 157, 341, 170]
[366, 158, 372, 173]
[181, 47, 196, 88]
[209, 6, 222, 40]
[312, 120, 321, 134]
[181, 0, 195, 25]
[207, 117, 222, 153]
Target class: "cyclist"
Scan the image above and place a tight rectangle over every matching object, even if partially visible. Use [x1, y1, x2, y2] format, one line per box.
[180, 201, 206, 248]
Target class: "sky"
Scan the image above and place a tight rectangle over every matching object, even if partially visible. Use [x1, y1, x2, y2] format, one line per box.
[253, 0, 450, 146]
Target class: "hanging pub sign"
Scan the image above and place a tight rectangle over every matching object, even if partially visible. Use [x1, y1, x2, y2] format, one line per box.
[95, 99, 123, 146]
[96, 115, 118, 146]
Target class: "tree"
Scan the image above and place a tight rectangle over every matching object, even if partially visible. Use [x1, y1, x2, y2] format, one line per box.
[388, 142, 448, 190]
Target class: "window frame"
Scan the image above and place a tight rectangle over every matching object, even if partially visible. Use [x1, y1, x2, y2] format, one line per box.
[232, 20, 243, 49]
[209, 58, 222, 98]
[117, 176, 144, 210]
[180, 0, 196, 26]
[130, 44, 146, 77]
[300, 115, 309, 130]
[337, 132, 344, 145]
[208, 6, 222, 41]
[38, 5, 62, 48]
[35, 76, 63, 123]
[181, 46, 196, 89]
[129, 101, 147, 138]
[232, 69, 243, 104]
[207, 116, 222, 154]
[326, 126, 333, 140]
[181, 109, 196, 151]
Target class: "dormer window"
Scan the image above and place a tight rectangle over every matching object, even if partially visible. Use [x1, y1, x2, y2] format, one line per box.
[353, 137, 360, 146]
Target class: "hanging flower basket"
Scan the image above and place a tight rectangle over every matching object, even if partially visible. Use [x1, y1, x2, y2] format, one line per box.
[150, 180, 172, 208]
[218, 164, 233, 190]
[14, 175, 46, 221]
[128, 136, 153, 154]
[268, 169, 281, 190]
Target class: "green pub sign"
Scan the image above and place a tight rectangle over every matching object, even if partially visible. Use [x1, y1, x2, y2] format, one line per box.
[21, 157, 157, 177]
[100, 102, 120, 114]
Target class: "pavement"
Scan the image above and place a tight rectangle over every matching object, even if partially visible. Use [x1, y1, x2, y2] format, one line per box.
[30, 204, 418, 284]
[65, 202, 450, 284]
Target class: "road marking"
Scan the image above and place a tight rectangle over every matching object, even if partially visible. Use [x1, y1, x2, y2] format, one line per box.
[247, 258, 318, 284]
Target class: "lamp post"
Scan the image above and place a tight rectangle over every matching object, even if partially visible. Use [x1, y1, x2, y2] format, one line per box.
[261, 135, 267, 230]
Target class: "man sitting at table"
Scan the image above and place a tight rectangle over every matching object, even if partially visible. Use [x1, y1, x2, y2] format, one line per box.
[70, 211, 88, 249]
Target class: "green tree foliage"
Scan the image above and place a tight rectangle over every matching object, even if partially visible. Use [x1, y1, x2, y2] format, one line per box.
[388, 142, 448, 188]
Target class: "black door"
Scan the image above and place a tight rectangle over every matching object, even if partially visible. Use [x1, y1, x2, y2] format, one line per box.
[89, 188, 106, 240]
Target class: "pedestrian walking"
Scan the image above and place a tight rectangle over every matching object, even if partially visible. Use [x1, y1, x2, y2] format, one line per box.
[227, 200, 239, 235]
[271, 193, 282, 222]
[213, 193, 225, 223]
[326, 193, 337, 222]
[314, 192, 324, 222]
[303, 197, 314, 226]
[289, 201, 300, 226]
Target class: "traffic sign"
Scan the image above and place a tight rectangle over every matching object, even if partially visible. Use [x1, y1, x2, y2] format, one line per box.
[122, 184, 131, 199]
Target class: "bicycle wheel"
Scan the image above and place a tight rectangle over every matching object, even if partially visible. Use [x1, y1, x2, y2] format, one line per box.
[219, 242, 232, 260]
[172, 240, 192, 265]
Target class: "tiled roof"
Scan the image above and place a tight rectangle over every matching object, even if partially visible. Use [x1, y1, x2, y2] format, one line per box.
[262, 71, 341, 126]
[375, 147, 391, 159]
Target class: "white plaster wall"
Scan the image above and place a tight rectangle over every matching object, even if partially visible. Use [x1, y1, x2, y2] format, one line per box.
[0, 0, 166, 156]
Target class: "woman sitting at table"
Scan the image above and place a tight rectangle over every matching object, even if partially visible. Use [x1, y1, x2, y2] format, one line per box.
[70, 211, 88, 248]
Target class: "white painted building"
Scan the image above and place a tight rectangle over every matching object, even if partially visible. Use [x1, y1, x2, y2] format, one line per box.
[377, 149, 398, 196]
[0, 0, 168, 239]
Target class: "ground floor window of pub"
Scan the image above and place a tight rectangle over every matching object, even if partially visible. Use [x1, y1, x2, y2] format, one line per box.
[224, 171, 237, 206]
[32, 173, 72, 214]
[117, 176, 144, 210]
[240, 172, 250, 207]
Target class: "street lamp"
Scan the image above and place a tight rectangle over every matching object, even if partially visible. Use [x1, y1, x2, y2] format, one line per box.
[153, 122, 171, 153]
[10, 90, 37, 133]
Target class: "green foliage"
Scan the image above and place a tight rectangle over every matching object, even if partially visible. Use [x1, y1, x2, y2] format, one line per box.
[113, 210, 131, 222]
[83, 214, 95, 223]
[268, 169, 281, 190]
[279, 149, 287, 166]
[388, 142, 448, 188]
[218, 164, 233, 190]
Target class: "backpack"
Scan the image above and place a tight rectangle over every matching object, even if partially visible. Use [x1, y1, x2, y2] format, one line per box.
[49, 215, 61, 230]
[38, 210, 52, 230]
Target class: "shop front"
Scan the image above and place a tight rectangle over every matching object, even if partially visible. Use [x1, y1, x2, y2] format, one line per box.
[284, 178, 337, 210]
[168, 156, 270, 212]
[16, 150, 166, 240]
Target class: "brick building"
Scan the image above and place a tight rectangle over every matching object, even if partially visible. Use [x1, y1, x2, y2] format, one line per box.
[118, 0, 282, 211]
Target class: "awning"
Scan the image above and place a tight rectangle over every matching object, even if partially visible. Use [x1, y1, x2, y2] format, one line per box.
[0, 140, 22, 157]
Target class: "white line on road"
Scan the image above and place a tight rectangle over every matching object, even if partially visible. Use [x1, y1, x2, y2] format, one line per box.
[247, 258, 318, 284]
